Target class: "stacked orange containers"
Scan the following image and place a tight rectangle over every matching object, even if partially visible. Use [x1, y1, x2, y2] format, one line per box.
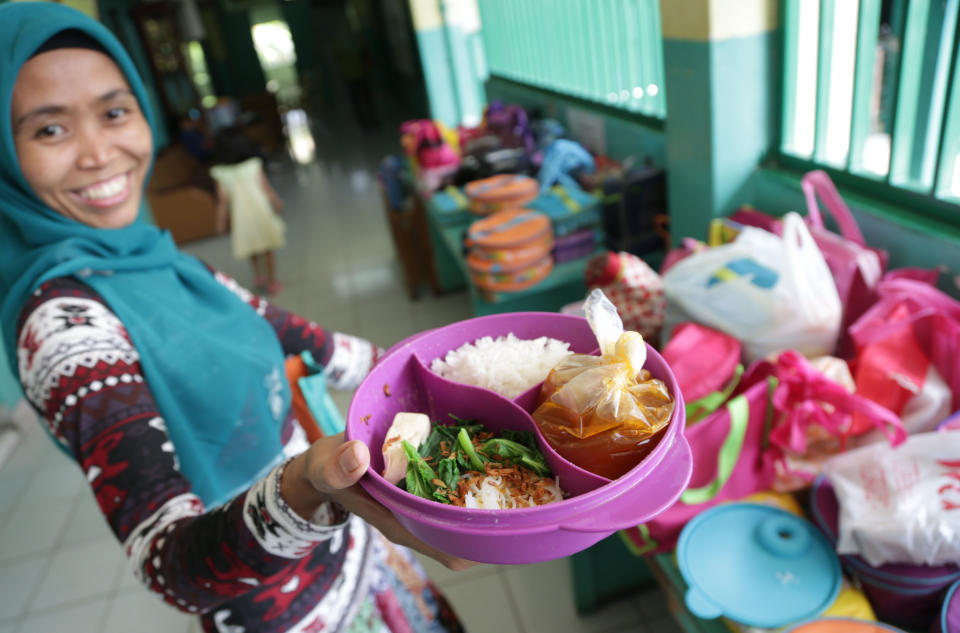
[465, 209, 554, 292]
[463, 175, 539, 216]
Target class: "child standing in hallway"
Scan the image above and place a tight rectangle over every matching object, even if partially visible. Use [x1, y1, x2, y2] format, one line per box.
[211, 131, 287, 295]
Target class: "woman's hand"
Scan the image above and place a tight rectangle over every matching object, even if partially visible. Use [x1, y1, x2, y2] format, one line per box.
[281, 434, 477, 571]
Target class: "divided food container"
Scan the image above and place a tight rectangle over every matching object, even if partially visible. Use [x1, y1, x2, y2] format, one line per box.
[345, 312, 692, 564]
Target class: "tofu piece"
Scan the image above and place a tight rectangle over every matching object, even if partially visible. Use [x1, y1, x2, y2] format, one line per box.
[381, 412, 431, 484]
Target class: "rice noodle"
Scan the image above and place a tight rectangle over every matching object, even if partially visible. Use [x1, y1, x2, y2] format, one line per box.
[461, 474, 564, 509]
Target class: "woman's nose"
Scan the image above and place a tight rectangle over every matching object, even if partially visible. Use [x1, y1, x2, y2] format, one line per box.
[75, 122, 116, 169]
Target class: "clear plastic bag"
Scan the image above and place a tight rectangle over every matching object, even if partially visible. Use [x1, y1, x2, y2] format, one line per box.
[533, 289, 675, 479]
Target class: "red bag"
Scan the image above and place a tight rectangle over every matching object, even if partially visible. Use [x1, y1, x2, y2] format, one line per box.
[849, 277, 960, 413]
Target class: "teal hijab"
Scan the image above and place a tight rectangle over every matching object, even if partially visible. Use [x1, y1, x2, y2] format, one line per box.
[0, 2, 290, 507]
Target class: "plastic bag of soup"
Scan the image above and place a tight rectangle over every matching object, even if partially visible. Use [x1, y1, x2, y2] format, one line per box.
[533, 289, 675, 479]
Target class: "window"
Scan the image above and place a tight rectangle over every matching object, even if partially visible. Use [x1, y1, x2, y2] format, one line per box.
[780, 0, 960, 221]
[477, 0, 666, 119]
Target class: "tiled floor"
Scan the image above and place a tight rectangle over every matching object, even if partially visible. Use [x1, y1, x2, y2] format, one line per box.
[0, 111, 683, 633]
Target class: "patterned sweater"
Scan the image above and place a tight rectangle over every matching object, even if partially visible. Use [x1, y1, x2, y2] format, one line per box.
[14, 273, 455, 633]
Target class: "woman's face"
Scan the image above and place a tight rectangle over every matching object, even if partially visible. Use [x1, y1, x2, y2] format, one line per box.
[11, 48, 152, 229]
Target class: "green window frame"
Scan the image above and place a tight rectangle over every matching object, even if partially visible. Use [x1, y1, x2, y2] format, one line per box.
[779, 0, 960, 227]
[476, 0, 667, 120]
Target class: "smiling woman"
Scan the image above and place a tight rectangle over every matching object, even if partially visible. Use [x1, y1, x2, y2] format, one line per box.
[0, 3, 470, 632]
[11, 40, 152, 228]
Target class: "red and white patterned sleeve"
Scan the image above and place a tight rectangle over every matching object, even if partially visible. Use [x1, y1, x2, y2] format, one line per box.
[14, 278, 355, 616]
[211, 270, 383, 389]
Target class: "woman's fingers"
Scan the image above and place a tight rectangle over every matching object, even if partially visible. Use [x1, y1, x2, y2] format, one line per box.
[321, 440, 369, 490]
[303, 435, 478, 571]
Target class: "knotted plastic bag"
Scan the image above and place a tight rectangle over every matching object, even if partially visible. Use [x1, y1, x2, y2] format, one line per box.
[533, 289, 675, 479]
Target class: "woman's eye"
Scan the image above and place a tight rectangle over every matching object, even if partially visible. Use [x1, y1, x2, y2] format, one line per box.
[106, 107, 129, 120]
[35, 124, 64, 139]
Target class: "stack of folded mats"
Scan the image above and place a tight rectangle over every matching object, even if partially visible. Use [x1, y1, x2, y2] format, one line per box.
[464, 174, 539, 216]
[464, 209, 554, 293]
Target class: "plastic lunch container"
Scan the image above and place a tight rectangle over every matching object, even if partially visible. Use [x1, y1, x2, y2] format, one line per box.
[344, 312, 692, 565]
[810, 476, 960, 630]
[464, 174, 539, 216]
[782, 618, 908, 633]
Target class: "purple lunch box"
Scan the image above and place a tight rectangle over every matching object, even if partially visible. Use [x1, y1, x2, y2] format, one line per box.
[810, 476, 960, 630]
[344, 312, 692, 564]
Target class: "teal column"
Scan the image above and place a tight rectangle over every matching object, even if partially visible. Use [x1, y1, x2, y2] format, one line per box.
[660, 0, 779, 241]
[409, 0, 486, 127]
[410, 0, 461, 126]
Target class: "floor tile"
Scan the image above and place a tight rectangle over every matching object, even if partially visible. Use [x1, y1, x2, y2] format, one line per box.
[438, 571, 523, 633]
[16, 597, 110, 633]
[0, 500, 72, 562]
[0, 428, 51, 476]
[0, 469, 32, 532]
[28, 537, 127, 611]
[0, 554, 49, 622]
[412, 552, 501, 588]
[60, 493, 114, 546]
[503, 559, 642, 633]
[101, 587, 197, 633]
[13, 458, 87, 512]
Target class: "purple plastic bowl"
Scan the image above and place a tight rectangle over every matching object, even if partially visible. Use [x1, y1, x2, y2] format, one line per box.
[345, 312, 692, 564]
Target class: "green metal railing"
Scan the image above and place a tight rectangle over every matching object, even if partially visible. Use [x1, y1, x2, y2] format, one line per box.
[780, 0, 960, 224]
[477, 0, 666, 118]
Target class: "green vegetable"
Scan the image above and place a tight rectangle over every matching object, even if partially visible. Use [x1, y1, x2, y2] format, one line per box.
[457, 427, 486, 471]
[481, 437, 552, 477]
[401, 414, 555, 505]
[402, 440, 450, 504]
[436, 456, 460, 491]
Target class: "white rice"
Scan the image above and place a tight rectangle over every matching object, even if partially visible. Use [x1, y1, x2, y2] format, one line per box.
[430, 333, 573, 399]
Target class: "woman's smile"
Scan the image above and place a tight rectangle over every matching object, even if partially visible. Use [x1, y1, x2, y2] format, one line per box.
[70, 171, 131, 208]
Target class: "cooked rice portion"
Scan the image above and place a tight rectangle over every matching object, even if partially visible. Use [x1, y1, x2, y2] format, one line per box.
[430, 333, 573, 399]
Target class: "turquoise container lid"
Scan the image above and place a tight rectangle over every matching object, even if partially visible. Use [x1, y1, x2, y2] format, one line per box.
[677, 503, 842, 628]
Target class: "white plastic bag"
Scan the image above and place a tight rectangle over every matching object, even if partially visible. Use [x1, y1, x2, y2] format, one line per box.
[824, 432, 960, 567]
[663, 212, 841, 362]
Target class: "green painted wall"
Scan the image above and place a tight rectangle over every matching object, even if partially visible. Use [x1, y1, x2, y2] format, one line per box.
[662, 30, 778, 241]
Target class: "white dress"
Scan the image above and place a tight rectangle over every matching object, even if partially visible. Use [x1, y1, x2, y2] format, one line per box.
[210, 157, 286, 259]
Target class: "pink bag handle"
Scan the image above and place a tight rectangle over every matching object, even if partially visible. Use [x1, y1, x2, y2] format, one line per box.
[769, 351, 906, 453]
[802, 170, 866, 245]
[849, 278, 960, 347]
